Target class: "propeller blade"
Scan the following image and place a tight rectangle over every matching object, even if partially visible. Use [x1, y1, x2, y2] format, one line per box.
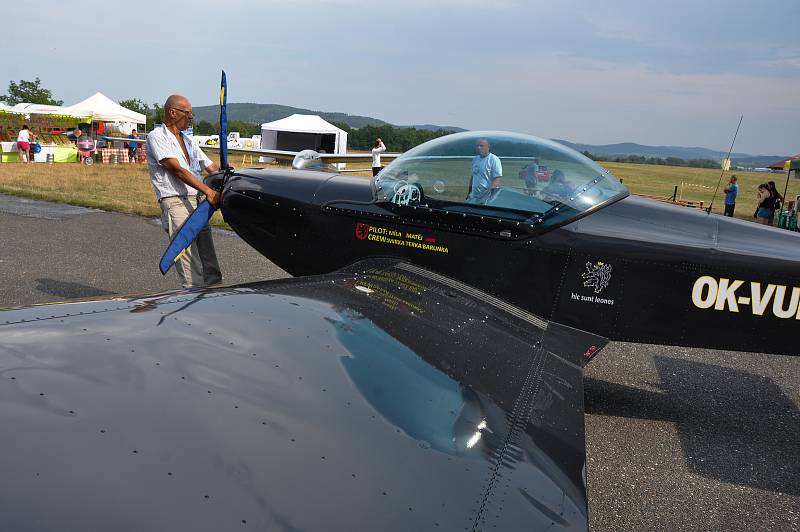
[219, 70, 228, 170]
[159, 199, 217, 275]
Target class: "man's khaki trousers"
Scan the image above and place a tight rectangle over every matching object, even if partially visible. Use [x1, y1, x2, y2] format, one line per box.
[159, 195, 222, 288]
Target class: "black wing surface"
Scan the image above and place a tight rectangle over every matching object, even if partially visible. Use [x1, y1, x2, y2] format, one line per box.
[0, 259, 605, 531]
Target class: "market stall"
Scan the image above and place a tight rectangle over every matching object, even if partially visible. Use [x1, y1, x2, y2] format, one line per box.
[778, 158, 800, 230]
[0, 104, 92, 162]
[768, 153, 800, 171]
[0, 105, 24, 162]
[64, 93, 146, 162]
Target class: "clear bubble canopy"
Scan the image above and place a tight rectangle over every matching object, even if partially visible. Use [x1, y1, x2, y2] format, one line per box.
[374, 131, 628, 228]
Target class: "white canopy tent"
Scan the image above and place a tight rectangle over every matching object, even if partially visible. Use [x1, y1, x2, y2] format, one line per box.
[64, 92, 146, 129]
[10, 103, 90, 119]
[260, 114, 348, 158]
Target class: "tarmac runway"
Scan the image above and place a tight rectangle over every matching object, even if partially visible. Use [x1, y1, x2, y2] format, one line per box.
[0, 194, 797, 531]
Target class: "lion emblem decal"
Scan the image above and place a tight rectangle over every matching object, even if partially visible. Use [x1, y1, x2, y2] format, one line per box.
[582, 261, 612, 294]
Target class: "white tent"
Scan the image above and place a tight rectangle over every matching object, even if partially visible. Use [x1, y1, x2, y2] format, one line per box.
[260, 114, 347, 157]
[10, 102, 91, 119]
[64, 92, 146, 124]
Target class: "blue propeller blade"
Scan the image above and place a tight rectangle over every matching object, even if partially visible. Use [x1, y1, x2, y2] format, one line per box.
[158, 70, 229, 276]
[219, 70, 228, 170]
[159, 199, 216, 275]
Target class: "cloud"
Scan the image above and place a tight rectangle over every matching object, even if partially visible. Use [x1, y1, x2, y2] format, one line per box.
[1, 0, 798, 154]
[758, 53, 800, 70]
[358, 52, 798, 153]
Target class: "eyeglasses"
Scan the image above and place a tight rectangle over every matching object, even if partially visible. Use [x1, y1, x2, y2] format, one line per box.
[169, 107, 194, 120]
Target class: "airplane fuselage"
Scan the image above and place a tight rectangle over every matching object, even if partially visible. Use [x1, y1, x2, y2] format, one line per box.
[215, 168, 800, 357]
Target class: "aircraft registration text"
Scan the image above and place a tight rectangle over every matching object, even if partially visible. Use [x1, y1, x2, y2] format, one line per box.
[691, 276, 800, 318]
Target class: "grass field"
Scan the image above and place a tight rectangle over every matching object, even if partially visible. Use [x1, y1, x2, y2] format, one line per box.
[602, 162, 799, 221]
[0, 157, 795, 227]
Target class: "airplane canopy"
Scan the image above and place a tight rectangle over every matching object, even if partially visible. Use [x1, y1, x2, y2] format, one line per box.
[376, 131, 628, 230]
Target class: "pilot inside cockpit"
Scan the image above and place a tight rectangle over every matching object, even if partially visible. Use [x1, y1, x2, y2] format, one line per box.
[520, 157, 542, 192]
[466, 138, 503, 204]
[542, 169, 572, 200]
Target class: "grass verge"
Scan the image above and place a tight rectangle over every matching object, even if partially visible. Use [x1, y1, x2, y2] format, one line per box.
[0, 160, 795, 227]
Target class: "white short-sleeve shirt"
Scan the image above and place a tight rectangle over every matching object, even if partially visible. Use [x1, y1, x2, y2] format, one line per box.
[468, 153, 503, 201]
[371, 141, 386, 167]
[146, 124, 213, 199]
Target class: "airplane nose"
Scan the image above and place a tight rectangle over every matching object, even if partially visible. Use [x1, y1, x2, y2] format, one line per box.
[221, 168, 332, 206]
[217, 168, 335, 272]
[217, 167, 378, 276]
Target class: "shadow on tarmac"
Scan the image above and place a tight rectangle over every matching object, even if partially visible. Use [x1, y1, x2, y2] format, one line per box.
[584, 355, 800, 495]
[34, 279, 115, 300]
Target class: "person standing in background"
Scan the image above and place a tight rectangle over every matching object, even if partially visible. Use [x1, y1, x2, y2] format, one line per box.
[16, 125, 32, 163]
[128, 129, 140, 163]
[767, 181, 783, 226]
[371, 137, 386, 176]
[755, 183, 773, 225]
[723, 175, 738, 217]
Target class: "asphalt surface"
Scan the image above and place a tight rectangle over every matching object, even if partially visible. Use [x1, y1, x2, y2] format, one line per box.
[0, 194, 797, 531]
[0, 194, 288, 307]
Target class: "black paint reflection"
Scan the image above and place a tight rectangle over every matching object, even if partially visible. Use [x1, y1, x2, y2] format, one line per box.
[0, 261, 606, 531]
[331, 307, 492, 456]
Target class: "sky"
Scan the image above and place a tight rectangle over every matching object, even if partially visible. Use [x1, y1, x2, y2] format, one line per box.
[5, 0, 799, 155]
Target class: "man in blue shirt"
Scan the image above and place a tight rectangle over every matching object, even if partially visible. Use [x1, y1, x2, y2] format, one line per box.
[467, 138, 503, 203]
[723, 175, 738, 217]
[127, 129, 140, 163]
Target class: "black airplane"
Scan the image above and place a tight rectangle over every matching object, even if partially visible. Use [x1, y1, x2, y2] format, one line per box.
[2, 74, 798, 530]
[214, 130, 800, 358]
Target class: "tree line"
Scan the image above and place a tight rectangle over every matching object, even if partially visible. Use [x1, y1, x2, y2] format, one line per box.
[192, 120, 453, 152]
[581, 150, 721, 169]
[0, 78, 62, 106]
[0, 79, 450, 152]
[0, 78, 727, 168]
[90, 99, 263, 139]
[330, 123, 452, 152]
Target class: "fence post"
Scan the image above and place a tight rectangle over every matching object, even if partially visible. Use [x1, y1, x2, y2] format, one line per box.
[672, 185, 678, 202]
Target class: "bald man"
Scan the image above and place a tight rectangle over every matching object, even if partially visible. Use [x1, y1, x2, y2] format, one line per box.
[466, 138, 502, 203]
[146, 94, 222, 288]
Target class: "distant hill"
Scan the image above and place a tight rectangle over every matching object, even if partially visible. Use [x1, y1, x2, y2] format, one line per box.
[192, 103, 464, 132]
[554, 139, 784, 168]
[406, 123, 466, 132]
[192, 103, 784, 166]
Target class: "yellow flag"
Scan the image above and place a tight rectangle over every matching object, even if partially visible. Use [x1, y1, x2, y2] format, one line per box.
[721, 158, 731, 171]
